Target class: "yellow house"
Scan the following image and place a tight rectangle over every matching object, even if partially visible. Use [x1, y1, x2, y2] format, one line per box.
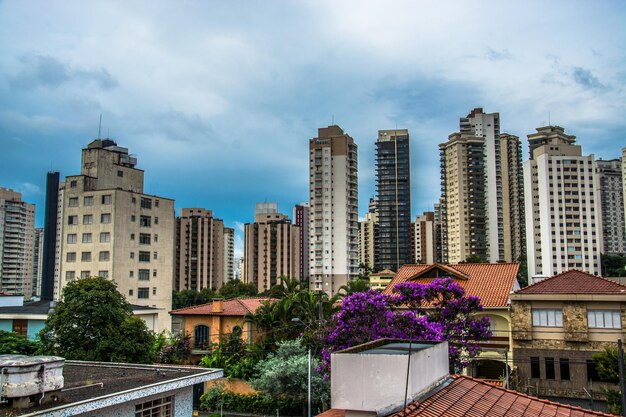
[369, 269, 395, 291]
[169, 297, 274, 354]
[383, 262, 520, 381]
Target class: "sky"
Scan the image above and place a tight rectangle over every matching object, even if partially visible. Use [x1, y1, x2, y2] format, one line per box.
[1, 1, 625, 258]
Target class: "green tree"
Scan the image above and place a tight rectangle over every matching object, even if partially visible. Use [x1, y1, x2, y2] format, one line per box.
[219, 279, 258, 298]
[172, 288, 216, 309]
[268, 276, 301, 298]
[517, 255, 528, 287]
[461, 254, 485, 263]
[250, 338, 329, 412]
[593, 346, 621, 415]
[0, 330, 40, 355]
[39, 276, 155, 363]
[337, 278, 369, 298]
[602, 254, 626, 277]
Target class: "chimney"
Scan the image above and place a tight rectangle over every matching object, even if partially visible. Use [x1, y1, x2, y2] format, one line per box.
[330, 340, 449, 417]
[212, 299, 223, 313]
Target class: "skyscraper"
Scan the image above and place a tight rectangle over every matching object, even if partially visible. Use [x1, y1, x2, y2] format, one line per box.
[293, 202, 310, 285]
[175, 208, 225, 291]
[223, 227, 235, 283]
[500, 133, 526, 262]
[309, 125, 358, 296]
[358, 210, 378, 272]
[596, 158, 625, 255]
[523, 126, 602, 280]
[41, 171, 60, 301]
[57, 139, 175, 331]
[32, 227, 44, 298]
[376, 129, 411, 271]
[413, 212, 435, 264]
[0, 188, 35, 297]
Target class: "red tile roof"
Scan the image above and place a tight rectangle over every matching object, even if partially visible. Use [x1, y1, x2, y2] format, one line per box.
[382, 263, 519, 308]
[169, 297, 275, 316]
[317, 376, 612, 417]
[515, 269, 626, 295]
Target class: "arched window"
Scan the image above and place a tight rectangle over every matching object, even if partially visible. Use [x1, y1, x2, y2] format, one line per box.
[194, 325, 209, 350]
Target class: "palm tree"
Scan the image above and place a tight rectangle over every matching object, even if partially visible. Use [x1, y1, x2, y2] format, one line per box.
[337, 278, 370, 298]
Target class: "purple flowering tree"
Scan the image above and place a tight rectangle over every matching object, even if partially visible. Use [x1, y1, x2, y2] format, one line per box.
[319, 278, 491, 374]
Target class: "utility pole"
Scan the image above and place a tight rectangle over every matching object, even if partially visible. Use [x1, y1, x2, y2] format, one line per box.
[308, 348, 312, 417]
[618, 339, 626, 417]
[504, 350, 510, 389]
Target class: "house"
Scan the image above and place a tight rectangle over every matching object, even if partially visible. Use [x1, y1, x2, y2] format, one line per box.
[0, 300, 161, 339]
[0, 355, 222, 416]
[369, 269, 395, 291]
[383, 263, 520, 381]
[510, 270, 626, 407]
[318, 339, 610, 417]
[169, 297, 274, 353]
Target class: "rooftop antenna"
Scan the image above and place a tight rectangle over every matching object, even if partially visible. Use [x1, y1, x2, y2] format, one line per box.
[98, 114, 102, 139]
[548, 112, 551, 126]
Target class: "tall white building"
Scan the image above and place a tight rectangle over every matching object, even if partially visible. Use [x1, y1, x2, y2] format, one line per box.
[0, 188, 35, 298]
[596, 158, 626, 255]
[523, 126, 602, 280]
[413, 212, 435, 264]
[309, 125, 358, 296]
[223, 227, 234, 282]
[57, 139, 175, 331]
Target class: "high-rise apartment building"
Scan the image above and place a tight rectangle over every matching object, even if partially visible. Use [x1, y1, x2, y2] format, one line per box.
[434, 201, 446, 263]
[41, 172, 60, 301]
[358, 211, 378, 272]
[309, 126, 358, 296]
[175, 208, 225, 292]
[376, 129, 411, 271]
[413, 212, 435, 264]
[523, 126, 602, 279]
[57, 139, 175, 331]
[32, 228, 44, 298]
[0, 188, 35, 297]
[293, 203, 310, 284]
[596, 159, 626, 255]
[244, 203, 300, 293]
[439, 108, 523, 264]
[223, 227, 234, 283]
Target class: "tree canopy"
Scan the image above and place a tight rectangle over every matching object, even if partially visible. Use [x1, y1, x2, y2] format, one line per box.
[39, 276, 155, 363]
[219, 279, 258, 298]
[0, 330, 40, 355]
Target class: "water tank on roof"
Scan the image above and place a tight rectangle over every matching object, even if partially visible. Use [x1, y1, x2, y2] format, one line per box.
[0, 355, 64, 409]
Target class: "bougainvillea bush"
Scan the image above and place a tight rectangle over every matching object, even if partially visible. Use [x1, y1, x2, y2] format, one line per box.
[319, 278, 491, 374]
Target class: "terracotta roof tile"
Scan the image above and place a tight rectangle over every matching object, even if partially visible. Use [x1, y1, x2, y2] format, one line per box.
[317, 409, 346, 417]
[382, 263, 519, 308]
[169, 297, 275, 316]
[515, 270, 626, 295]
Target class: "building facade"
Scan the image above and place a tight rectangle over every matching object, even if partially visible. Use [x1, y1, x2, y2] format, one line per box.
[500, 133, 526, 262]
[175, 208, 225, 292]
[223, 227, 234, 283]
[293, 203, 310, 284]
[413, 212, 435, 264]
[32, 228, 44, 299]
[243, 203, 300, 293]
[523, 126, 602, 279]
[358, 211, 378, 272]
[596, 158, 625, 255]
[309, 126, 358, 296]
[57, 139, 175, 331]
[0, 188, 35, 298]
[375, 129, 411, 271]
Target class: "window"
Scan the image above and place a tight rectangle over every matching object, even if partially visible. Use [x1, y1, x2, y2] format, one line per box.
[100, 232, 111, 243]
[153, 251, 158, 260]
[194, 325, 210, 349]
[154, 217, 159, 225]
[138, 269, 150, 280]
[101, 213, 111, 224]
[154, 234, 158, 242]
[531, 357, 540, 378]
[67, 234, 77, 244]
[135, 396, 173, 417]
[101, 194, 112, 204]
[68, 215, 78, 225]
[140, 198, 152, 209]
[84, 196, 93, 206]
[117, 170, 123, 177]
[587, 359, 600, 382]
[80, 270, 91, 278]
[138, 288, 149, 299]
[81, 252, 92, 262]
[155, 200, 159, 207]
[12, 319, 28, 337]
[68, 197, 79, 207]
[82, 233, 92, 243]
[139, 251, 151, 262]
[130, 252, 135, 259]
[545, 357, 555, 379]
[65, 271, 75, 281]
[532, 309, 563, 327]
[139, 233, 151, 244]
[131, 215, 136, 222]
[588, 310, 621, 329]
[153, 269, 157, 277]
[70, 180, 77, 188]
[130, 233, 135, 240]
[99, 251, 110, 261]
[83, 215, 93, 225]
[153, 287, 157, 295]
[66, 252, 76, 262]
[140, 216, 151, 227]
[129, 289, 134, 296]
[98, 270, 109, 278]
[129, 271, 134, 278]
[560, 358, 570, 380]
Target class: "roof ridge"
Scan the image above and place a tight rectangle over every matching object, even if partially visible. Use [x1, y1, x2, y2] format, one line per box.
[453, 375, 614, 416]
[515, 269, 626, 294]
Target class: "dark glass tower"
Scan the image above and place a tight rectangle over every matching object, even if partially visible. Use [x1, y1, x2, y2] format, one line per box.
[375, 129, 411, 271]
[41, 171, 59, 301]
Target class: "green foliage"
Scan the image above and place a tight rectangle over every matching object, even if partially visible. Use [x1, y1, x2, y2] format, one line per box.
[337, 278, 369, 298]
[199, 326, 261, 379]
[593, 346, 622, 415]
[200, 383, 304, 416]
[39, 276, 155, 363]
[250, 339, 329, 406]
[602, 254, 626, 277]
[461, 254, 485, 263]
[219, 279, 258, 298]
[156, 331, 191, 364]
[0, 330, 41, 355]
[517, 255, 528, 287]
[172, 288, 216, 309]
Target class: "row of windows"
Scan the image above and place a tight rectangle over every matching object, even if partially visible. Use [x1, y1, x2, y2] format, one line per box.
[66, 251, 110, 262]
[532, 309, 621, 329]
[66, 270, 107, 280]
[67, 232, 157, 245]
[530, 357, 603, 382]
[68, 195, 112, 207]
[128, 287, 155, 299]
[68, 213, 111, 225]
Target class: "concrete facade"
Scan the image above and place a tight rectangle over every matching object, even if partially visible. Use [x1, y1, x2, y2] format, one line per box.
[358, 211, 378, 272]
[413, 212, 435, 264]
[223, 227, 234, 282]
[596, 158, 626, 255]
[293, 202, 310, 284]
[32, 227, 44, 299]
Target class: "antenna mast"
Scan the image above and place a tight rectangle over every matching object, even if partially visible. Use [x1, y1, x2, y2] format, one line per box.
[98, 114, 102, 139]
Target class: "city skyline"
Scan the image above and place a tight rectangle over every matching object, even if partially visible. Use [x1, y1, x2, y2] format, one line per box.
[1, 1, 625, 259]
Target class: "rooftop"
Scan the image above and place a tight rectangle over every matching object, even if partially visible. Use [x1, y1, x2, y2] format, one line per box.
[0, 301, 160, 316]
[515, 270, 626, 295]
[169, 297, 275, 316]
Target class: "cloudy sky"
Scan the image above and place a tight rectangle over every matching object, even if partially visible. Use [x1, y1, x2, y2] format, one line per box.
[1, 1, 625, 257]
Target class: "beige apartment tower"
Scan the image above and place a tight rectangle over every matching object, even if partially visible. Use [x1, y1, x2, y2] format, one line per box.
[175, 208, 225, 292]
[523, 126, 603, 280]
[57, 139, 175, 332]
[596, 158, 626, 255]
[0, 188, 35, 298]
[358, 211, 378, 272]
[243, 203, 300, 293]
[413, 212, 435, 264]
[309, 126, 358, 296]
[223, 227, 235, 282]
